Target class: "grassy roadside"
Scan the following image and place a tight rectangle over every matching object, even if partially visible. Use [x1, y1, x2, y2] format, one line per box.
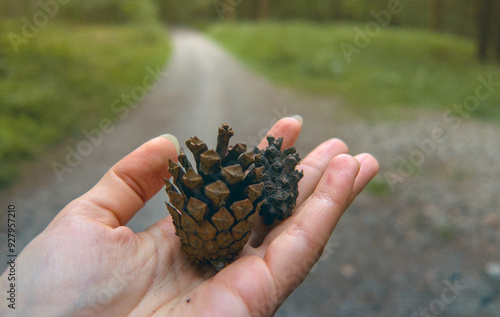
[208, 22, 500, 121]
[0, 20, 170, 188]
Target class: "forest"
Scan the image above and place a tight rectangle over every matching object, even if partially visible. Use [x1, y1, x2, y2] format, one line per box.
[2, 0, 500, 62]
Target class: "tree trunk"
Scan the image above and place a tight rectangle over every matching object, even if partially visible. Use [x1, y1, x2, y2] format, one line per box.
[257, 0, 270, 20]
[429, 0, 445, 31]
[477, 0, 493, 61]
[496, 1, 500, 62]
[226, 0, 238, 22]
[332, 0, 342, 20]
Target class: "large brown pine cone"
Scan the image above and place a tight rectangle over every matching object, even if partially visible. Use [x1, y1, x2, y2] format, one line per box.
[165, 124, 265, 266]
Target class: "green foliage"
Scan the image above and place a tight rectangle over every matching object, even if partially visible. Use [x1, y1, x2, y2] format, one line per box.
[59, 0, 159, 24]
[149, 0, 476, 40]
[155, 0, 217, 23]
[437, 224, 456, 241]
[0, 20, 170, 187]
[1, 0, 479, 40]
[367, 177, 391, 196]
[208, 22, 500, 121]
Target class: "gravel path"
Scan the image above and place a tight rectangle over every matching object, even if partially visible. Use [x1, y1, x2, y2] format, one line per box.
[279, 98, 500, 316]
[1, 30, 499, 316]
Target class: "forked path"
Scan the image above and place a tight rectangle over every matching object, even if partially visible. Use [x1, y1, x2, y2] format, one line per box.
[1, 30, 498, 316]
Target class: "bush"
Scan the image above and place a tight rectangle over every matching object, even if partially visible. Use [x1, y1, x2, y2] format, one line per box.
[0, 20, 170, 187]
[59, 0, 158, 24]
[208, 22, 500, 121]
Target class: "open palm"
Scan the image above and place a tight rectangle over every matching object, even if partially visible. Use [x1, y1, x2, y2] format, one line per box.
[1, 117, 378, 317]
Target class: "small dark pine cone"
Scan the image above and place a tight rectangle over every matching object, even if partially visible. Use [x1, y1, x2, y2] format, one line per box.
[254, 136, 303, 225]
[165, 124, 265, 267]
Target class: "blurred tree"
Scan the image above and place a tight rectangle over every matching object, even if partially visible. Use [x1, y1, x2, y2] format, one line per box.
[191, 0, 218, 21]
[58, 0, 158, 24]
[235, 0, 257, 20]
[429, 0, 445, 30]
[157, 1, 187, 23]
[211, 0, 238, 21]
[0, 0, 37, 17]
[226, 0, 238, 21]
[257, 0, 270, 20]
[156, 0, 216, 23]
[495, 0, 500, 62]
[477, 0, 492, 61]
[0, 25, 4, 78]
[332, 0, 343, 19]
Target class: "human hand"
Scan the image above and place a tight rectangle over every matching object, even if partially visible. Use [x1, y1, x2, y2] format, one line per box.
[0, 117, 378, 316]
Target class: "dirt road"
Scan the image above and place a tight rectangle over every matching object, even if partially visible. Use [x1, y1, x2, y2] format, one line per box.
[1, 30, 498, 316]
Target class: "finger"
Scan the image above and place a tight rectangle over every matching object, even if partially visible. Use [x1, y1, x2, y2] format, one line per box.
[257, 115, 303, 150]
[296, 138, 349, 206]
[72, 135, 180, 227]
[247, 216, 272, 248]
[248, 138, 348, 248]
[261, 155, 360, 300]
[258, 152, 378, 247]
[350, 153, 379, 203]
[249, 116, 302, 244]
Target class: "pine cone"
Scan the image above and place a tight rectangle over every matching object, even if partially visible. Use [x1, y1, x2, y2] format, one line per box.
[254, 136, 303, 225]
[165, 124, 265, 267]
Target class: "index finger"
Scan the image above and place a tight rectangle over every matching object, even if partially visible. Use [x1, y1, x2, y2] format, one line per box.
[250, 115, 303, 242]
[257, 115, 303, 150]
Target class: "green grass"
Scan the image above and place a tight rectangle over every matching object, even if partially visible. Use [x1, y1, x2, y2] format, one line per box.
[437, 225, 456, 242]
[0, 20, 170, 187]
[208, 22, 500, 121]
[366, 177, 391, 196]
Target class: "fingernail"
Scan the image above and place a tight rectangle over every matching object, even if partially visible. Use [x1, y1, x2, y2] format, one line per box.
[160, 134, 180, 155]
[291, 115, 303, 125]
[355, 153, 368, 167]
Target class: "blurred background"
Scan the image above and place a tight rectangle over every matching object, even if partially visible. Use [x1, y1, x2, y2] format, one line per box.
[1, 0, 499, 316]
